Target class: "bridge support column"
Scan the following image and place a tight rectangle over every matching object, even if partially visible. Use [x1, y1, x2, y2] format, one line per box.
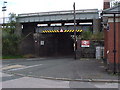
[48, 23, 51, 27]
[62, 23, 64, 26]
[15, 23, 22, 36]
[93, 19, 101, 34]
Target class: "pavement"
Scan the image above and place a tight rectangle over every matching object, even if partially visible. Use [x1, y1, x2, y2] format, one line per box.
[1, 72, 119, 88]
[2, 57, 119, 83]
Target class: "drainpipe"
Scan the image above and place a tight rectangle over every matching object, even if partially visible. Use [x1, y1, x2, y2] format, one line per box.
[113, 14, 116, 74]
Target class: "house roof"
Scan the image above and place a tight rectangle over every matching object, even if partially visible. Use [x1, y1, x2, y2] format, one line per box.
[102, 5, 120, 14]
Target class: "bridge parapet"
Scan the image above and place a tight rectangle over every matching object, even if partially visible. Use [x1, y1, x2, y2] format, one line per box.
[18, 9, 99, 17]
[17, 9, 100, 23]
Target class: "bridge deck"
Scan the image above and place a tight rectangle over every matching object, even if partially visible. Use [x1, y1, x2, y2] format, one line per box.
[17, 9, 99, 23]
[18, 9, 99, 17]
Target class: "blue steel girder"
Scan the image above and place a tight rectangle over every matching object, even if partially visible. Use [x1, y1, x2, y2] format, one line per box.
[17, 9, 99, 23]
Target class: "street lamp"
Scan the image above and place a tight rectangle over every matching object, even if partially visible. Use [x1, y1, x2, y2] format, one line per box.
[2, 1, 7, 29]
[73, 2, 77, 59]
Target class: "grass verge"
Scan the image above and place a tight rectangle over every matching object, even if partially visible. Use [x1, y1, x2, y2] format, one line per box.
[2, 55, 23, 59]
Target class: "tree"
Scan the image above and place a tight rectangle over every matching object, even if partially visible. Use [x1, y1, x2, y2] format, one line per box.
[2, 31, 20, 55]
[2, 13, 20, 56]
[113, 1, 120, 6]
[4, 13, 16, 34]
[112, 0, 120, 6]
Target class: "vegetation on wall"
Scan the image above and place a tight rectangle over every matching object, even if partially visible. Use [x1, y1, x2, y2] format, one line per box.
[91, 32, 104, 41]
[80, 31, 92, 40]
[80, 31, 104, 41]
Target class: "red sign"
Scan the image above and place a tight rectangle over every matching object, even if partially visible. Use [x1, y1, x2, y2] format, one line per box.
[81, 40, 90, 47]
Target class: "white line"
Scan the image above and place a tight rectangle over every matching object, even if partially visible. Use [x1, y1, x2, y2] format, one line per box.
[8, 64, 42, 71]
[26, 58, 45, 60]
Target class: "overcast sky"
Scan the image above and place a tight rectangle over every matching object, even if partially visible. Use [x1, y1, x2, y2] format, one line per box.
[0, 0, 104, 17]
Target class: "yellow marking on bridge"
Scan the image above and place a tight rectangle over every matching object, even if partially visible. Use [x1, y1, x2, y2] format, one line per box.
[42, 29, 83, 33]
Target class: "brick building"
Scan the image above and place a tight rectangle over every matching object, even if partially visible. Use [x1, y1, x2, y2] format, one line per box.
[102, 0, 120, 73]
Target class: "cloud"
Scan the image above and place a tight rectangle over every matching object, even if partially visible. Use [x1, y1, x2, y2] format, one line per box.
[0, 0, 103, 18]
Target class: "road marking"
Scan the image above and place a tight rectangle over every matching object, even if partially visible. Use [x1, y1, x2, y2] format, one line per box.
[26, 58, 45, 61]
[8, 64, 42, 71]
[1, 72, 13, 77]
[2, 65, 25, 70]
[94, 82, 119, 88]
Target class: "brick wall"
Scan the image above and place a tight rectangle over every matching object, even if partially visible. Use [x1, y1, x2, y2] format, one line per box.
[116, 22, 120, 63]
[106, 17, 120, 72]
[107, 19, 120, 64]
[107, 22, 114, 63]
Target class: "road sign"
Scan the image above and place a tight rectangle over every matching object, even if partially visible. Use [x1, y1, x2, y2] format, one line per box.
[81, 40, 90, 47]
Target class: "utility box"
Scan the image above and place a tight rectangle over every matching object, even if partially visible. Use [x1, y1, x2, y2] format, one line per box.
[96, 46, 104, 60]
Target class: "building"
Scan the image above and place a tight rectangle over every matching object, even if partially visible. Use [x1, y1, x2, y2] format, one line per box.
[102, 0, 120, 73]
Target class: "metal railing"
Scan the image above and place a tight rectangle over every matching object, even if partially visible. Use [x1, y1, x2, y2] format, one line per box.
[18, 9, 99, 17]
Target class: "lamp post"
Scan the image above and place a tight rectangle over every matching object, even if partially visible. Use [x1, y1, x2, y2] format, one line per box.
[2, 1, 7, 30]
[73, 2, 77, 59]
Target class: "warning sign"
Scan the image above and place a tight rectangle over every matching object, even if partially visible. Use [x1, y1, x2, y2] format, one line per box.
[81, 40, 90, 47]
[60, 29, 64, 32]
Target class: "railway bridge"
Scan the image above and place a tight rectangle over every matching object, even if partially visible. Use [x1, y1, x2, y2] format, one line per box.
[16, 9, 101, 57]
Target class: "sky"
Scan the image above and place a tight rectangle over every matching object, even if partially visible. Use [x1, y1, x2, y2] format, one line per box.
[0, 0, 104, 17]
[1, 0, 120, 18]
[0, 0, 105, 23]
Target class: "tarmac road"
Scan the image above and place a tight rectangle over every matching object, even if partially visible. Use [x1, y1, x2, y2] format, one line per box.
[1, 57, 119, 89]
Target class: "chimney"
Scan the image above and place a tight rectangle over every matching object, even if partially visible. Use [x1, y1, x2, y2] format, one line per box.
[103, 0, 110, 9]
